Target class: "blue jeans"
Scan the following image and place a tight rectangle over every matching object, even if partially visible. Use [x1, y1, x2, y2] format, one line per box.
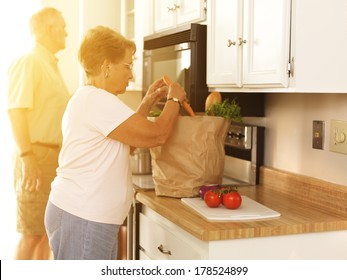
[45, 202, 120, 260]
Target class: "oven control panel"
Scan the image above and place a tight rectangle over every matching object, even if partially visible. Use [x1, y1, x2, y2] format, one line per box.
[225, 125, 252, 149]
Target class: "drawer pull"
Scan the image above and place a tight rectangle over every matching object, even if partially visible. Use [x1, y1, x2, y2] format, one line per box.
[227, 40, 236, 47]
[157, 244, 172, 255]
[238, 37, 247, 46]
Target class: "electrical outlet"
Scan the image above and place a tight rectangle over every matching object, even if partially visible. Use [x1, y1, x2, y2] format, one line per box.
[312, 120, 324, 149]
[330, 120, 347, 154]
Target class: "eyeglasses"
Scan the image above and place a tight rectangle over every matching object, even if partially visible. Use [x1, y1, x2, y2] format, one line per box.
[122, 62, 133, 71]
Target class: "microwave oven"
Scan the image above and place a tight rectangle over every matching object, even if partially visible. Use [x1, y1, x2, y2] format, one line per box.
[142, 23, 208, 113]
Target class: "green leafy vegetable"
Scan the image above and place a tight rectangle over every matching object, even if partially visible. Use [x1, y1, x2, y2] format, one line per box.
[205, 98, 242, 122]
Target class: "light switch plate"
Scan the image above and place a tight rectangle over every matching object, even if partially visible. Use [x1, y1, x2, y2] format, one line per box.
[330, 120, 347, 154]
[312, 120, 324, 150]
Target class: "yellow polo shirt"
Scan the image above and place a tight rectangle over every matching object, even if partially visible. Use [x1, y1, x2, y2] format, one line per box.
[7, 44, 71, 144]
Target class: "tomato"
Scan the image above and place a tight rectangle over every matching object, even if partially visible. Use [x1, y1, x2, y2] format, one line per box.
[219, 186, 237, 205]
[204, 190, 221, 208]
[222, 191, 242, 209]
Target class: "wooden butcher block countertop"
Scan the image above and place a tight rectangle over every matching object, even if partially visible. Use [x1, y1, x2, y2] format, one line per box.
[135, 167, 347, 241]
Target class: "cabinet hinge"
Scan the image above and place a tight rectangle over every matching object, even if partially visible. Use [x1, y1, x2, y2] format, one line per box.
[203, 0, 207, 12]
[287, 57, 294, 77]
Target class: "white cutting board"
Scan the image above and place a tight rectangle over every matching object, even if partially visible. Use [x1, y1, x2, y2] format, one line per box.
[181, 196, 280, 221]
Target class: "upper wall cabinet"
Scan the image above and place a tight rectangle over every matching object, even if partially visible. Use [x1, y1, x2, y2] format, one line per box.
[291, 0, 347, 93]
[207, 0, 347, 93]
[154, 0, 206, 33]
[207, 0, 291, 91]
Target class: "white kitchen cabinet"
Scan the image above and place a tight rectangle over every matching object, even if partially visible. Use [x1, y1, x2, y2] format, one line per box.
[207, 0, 292, 90]
[139, 205, 347, 260]
[290, 0, 347, 93]
[208, 0, 347, 93]
[139, 211, 205, 259]
[153, 0, 206, 33]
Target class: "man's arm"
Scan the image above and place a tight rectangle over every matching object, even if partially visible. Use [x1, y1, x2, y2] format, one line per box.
[8, 108, 42, 191]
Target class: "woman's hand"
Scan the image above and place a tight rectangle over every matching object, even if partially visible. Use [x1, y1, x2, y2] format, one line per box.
[110, 78, 187, 148]
[167, 82, 187, 104]
[144, 78, 168, 105]
[136, 78, 168, 117]
[144, 77, 187, 106]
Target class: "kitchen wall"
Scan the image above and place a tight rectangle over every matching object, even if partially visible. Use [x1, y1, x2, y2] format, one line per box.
[265, 93, 347, 186]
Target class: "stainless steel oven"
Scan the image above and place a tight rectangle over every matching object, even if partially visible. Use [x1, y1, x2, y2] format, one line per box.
[224, 124, 265, 185]
[142, 23, 208, 113]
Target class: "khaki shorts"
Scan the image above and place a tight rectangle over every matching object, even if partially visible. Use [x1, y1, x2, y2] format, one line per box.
[14, 145, 60, 235]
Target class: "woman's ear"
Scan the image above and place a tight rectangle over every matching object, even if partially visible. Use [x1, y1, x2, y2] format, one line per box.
[101, 60, 111, 79]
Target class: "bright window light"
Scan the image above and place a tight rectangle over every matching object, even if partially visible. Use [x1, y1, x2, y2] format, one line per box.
[0, 0, 42, 260]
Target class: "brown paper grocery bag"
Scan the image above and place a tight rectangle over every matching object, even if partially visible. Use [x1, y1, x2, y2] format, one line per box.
[150, 116, 230, 198]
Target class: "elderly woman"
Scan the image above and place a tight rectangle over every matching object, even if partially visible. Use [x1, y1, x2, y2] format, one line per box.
[44, 26, 186, 260]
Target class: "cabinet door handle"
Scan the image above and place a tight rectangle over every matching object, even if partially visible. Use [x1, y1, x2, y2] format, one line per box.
[167, 4, 180, 12]
[238, 37, 247, 46]
[157, 244, 172, 255]
[227, 40, 236, 47]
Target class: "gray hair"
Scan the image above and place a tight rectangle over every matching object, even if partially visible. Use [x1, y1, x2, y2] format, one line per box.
[29, 7, 62, 39]
[78, 26, 136, 78]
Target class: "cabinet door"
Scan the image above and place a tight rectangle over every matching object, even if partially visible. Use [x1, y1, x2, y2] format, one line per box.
[207, 0, 291, 90]
[207, 0, 243, 87]
[293, 0, 347, 92]
[139, 213, 203, 259]
[242, 0, 291, 87]
[154, 0, 176, 32]
[176, 0, 206, 26]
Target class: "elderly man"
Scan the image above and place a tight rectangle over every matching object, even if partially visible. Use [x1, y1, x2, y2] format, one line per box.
[7, 7, 71, 259]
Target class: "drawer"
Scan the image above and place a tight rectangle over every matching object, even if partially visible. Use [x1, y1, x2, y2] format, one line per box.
[139, 212, 203, 260]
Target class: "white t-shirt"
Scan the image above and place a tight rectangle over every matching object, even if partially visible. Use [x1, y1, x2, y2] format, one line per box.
[49, 86, 134, 224]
